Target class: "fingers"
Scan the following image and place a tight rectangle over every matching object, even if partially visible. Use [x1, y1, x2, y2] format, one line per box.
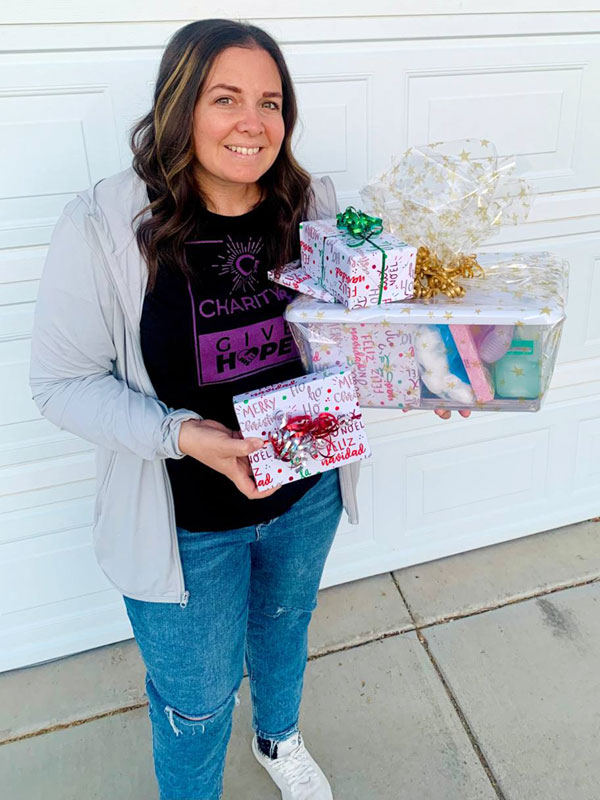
[242, 482, 282, 500]
[434, 408, 472, 420]
[227, 436, 265, 456]
[231, 469, 263, 499]
[254, 485, 282, 499]
[230, 462, 281, 500]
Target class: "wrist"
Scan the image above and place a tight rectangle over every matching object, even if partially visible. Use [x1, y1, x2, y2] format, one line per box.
[178, 418, 203, 455]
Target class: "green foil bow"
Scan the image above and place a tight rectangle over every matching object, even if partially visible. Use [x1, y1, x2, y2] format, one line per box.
[336, 207, 383, 241]
[335, 206, 388, 304]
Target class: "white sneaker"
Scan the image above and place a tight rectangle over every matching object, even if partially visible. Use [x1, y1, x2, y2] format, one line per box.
[251, 731, 334, 799]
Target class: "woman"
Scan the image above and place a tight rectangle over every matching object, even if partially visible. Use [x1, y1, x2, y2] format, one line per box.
[30, 18, 466, 800]
[30, 18, 351, 800]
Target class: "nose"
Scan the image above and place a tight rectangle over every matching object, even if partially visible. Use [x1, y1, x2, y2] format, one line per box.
[236, 105, 264, 137]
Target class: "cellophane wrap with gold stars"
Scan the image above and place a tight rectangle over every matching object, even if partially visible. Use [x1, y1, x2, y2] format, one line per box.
[360, 139, 534, 300]
[284, 249, 569, 412]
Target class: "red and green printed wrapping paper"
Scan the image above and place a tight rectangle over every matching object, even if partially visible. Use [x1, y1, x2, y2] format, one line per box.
[268, 260, 335, 303]
[299, 218, 416, 310]
[233, 369, 371, 492]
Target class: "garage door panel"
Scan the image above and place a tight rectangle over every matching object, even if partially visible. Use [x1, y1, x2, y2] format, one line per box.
[407, 65, 584, 184]
[1, 527, 109, 615]
[1, 10, 599, 671]
[0, 591, 130, 674]
[1, 452, 95, 500]
[0, 340, 39, 425]
[0, 478, 96, 517]
[0, 434, 92, 470]
[1, 497, 93, 544]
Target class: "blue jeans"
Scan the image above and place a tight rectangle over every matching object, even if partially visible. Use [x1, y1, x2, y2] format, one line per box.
[123, 468, 343, 800]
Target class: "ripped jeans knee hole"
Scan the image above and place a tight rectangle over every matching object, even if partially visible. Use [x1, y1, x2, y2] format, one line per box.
[164, 689, 240, 737]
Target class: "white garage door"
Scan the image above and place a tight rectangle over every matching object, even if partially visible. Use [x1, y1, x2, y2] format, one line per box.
[1, 2, 600, 671]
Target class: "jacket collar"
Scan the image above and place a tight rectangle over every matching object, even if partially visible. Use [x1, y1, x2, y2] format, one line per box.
[77, 167, 151, 257]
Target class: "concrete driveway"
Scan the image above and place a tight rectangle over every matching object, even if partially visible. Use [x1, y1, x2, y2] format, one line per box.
[2, 517, 599, 799]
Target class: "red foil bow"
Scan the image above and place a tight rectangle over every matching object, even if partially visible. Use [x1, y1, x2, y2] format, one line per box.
[269, 410, 359, 472]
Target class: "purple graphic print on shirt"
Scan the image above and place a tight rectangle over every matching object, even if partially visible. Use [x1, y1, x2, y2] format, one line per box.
[186, 236, 300, 386]
[212, 234, 262, 294]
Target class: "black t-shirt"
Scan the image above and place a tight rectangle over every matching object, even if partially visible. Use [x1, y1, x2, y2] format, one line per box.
[140, 191, 320, 531]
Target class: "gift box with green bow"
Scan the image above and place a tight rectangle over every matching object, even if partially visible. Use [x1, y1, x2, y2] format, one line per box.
[299, 207, 417, 309]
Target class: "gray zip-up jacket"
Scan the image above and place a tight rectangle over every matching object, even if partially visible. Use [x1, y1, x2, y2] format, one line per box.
[29, 167, 360, 605]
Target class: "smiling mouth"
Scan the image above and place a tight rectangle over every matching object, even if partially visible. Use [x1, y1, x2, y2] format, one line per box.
[224, 145, 264, 156]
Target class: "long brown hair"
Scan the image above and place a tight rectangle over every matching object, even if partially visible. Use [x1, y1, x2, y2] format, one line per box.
[130, 19, 312, 291]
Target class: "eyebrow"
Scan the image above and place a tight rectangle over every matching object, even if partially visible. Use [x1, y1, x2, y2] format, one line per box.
[206, 83, 283, 98]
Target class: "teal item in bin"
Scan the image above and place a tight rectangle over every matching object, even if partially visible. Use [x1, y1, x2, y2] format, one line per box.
[493, 326, 541, 398]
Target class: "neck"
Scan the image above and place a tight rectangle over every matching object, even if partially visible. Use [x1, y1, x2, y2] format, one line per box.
[196, 174, 263, 216]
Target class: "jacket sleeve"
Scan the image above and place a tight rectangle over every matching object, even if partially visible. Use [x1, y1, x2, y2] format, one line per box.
[321, 175, 341, 216]
[29, 207, 201, 461]
[308, 175, 340, 220]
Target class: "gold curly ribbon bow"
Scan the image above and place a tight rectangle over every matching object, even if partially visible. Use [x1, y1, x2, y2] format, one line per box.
[414, 246, 485, 299]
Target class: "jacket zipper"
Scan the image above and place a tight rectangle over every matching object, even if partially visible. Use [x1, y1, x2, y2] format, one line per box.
[83, 209, 189, 606]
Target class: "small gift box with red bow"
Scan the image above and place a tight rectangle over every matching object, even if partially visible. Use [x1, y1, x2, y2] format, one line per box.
[299, 208, 417, 310]
[233, 368, 371, 492]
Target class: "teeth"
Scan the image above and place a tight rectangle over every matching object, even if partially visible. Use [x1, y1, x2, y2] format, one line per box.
[226, 145, 261, 155]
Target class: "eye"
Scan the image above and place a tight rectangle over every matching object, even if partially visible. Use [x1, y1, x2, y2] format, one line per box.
[263, 101, 280, 111]
[215, 96, 233, 105]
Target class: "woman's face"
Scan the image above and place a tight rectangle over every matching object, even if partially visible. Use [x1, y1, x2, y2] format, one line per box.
[192, 46, 286, 194]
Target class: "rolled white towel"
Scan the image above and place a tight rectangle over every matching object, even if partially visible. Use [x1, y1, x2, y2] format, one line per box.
[414, 325, 475, 404]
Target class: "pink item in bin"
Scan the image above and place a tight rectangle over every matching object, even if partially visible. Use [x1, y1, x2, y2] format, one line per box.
[233, 369, 371, 492]
[449, 325, 495, 402]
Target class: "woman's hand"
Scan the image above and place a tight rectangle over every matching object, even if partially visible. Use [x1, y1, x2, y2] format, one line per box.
[402, 408, 472, 419]
[434, 408, 471, 420]
[178, 419, 280, 500]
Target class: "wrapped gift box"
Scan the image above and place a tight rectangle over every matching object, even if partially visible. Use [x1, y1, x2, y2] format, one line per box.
[299, 218, 416, 309]
[268, 260, 336, 302]
[285, 251, 568, 412]
[233, 368, 371, 491]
